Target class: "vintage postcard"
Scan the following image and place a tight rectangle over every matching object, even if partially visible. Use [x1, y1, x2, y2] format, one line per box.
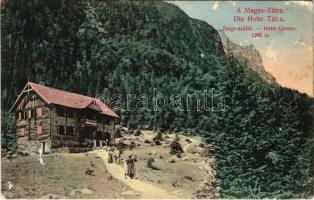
[1, 0, 313, 199]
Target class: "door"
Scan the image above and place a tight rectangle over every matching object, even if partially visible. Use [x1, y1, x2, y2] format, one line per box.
[40, 142, 45, 154]
[96, 131, 102, 146]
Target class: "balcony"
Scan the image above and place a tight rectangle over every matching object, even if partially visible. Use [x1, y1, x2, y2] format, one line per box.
[81, 119, 97, 127]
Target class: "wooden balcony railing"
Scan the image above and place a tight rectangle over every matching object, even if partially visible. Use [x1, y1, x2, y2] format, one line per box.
[81, 119, 97, 127]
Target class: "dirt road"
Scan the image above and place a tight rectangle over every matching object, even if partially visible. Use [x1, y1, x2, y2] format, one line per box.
[94, 149, 177, 199]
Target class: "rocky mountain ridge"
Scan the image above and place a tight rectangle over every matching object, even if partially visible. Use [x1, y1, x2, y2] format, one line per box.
[219, 31, 277, 84]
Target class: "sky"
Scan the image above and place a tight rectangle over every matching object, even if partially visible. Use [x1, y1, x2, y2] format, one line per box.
[170, 1, 313, 96]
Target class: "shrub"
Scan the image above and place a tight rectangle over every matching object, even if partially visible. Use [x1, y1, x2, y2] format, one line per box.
[169, 139, 183, 155]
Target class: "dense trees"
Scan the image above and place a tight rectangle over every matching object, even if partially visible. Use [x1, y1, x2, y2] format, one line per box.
[1, 0, 312, 198]
[200, 54, 313, 198]
[1, 110, 17, 152]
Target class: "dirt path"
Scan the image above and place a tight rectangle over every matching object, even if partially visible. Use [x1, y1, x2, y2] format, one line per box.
[94, 149, 177, 199]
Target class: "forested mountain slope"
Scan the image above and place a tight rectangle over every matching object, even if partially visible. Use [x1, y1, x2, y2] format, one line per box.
[1, 0, 313, 198]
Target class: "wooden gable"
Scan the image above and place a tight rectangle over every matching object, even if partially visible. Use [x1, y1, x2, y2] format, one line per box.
[16, 91, 46, 111]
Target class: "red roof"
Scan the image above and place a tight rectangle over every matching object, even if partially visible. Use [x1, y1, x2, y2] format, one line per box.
[27, 82, 118, 118]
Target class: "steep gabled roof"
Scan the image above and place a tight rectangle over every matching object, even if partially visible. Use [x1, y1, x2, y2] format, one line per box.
[10, 82, 118, 118]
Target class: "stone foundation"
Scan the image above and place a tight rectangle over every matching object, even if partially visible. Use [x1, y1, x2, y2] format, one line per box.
[18, 138, 51, 155]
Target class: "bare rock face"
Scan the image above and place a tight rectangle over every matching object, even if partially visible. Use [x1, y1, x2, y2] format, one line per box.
[219, 31, 277, 84]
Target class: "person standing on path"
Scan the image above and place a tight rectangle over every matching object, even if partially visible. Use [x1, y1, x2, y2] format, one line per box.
[114, 148, 120, 163]
[126, 155, 137, 178]
[108, 147, 114, 163]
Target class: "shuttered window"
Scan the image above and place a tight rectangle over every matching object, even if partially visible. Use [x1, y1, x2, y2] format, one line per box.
[20, 128, 25, 137]
[37, 125, 43, 135]
[36, 107, 43, 117]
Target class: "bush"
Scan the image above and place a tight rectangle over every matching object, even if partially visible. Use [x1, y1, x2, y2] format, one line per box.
[129, 141, 136, 149]
[153, 131, 163, 145]
[144, 139, 151, 144]
[134, 129, 142, 136]
[169, 139, 183, 155]
[115, 127, 122, 138]
[147, 157, 159, 170]
[185, 138, 192, 143]
[1, 110, 18, 152]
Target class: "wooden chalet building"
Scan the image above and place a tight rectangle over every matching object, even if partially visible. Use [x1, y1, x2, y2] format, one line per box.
[9, 82, 118, 154]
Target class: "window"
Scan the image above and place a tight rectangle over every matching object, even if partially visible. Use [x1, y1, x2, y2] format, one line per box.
[23, 110, 27, 119]
[28, 109, 35, 119]
[56, 107, 65, 117]
[36, 107, 43, 117]
[19, 128, 25, 137]
[57, 125, 65, 135]
[66, 126, 75, 136]
[67, 110, 74, 118]
[28, 109, 32, 119]
[16, 112, 22, 121]
[37, 125, 43, 135]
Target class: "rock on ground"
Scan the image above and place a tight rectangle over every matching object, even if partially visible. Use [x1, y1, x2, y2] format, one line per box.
[120, 190, 140, 197]
[39, 194, 59, 199]
[80, 188, 94, 195]
[183, 143, 205, 154]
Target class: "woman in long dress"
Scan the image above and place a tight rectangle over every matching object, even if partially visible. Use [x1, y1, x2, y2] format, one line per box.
[114, 148, 120, 163]
[108, 148, 114, 163]
[126, 155, 137, 178]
